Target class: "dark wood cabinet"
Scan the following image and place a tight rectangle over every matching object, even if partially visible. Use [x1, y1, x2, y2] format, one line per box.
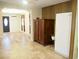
[34, 19, 55, 45]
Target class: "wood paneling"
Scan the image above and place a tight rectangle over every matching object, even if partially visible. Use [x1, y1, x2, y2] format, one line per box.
[42, 6, 54, 19]
[42, 1, 72, 19]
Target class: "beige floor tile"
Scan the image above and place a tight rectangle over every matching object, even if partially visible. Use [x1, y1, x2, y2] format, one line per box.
[0, 33, 67, 59]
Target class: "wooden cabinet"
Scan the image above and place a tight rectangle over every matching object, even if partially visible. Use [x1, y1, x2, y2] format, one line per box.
[34, 19, 55, 45]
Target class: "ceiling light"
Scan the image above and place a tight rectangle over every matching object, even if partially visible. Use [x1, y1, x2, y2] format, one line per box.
[1, 8, 26, 14]
[22, 0, 28, 5]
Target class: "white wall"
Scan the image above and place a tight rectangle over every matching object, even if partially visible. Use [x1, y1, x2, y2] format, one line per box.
[31, 8, 42, 19]
[0, 11, 3, 35]
[25, 11, 30, 35]
[55, 12, 72, 58]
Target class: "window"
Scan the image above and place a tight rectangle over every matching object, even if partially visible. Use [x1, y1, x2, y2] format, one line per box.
[4, 18, 8, 26]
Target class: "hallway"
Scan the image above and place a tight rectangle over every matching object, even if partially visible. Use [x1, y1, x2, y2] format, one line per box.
[0, 33, 67, 59]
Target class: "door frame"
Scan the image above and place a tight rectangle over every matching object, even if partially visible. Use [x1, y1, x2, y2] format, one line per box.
[69, 0, 77, 59]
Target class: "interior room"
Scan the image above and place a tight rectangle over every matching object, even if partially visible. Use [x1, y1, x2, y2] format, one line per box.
[0, 0, 77, 59]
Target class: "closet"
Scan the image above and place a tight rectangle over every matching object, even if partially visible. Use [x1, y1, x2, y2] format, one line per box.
[34, 19, 55, 45]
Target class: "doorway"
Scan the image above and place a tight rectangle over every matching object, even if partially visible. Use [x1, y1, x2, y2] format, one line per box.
[3, 16, 10, 32]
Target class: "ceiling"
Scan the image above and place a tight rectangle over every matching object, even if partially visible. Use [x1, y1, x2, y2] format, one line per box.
[0, 0, 70, 9]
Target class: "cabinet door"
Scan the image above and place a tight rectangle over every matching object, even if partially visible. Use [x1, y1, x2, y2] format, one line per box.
[34, 20, 39, 42]
[39, 20, 44, 44]
[44, 20, 54, 44]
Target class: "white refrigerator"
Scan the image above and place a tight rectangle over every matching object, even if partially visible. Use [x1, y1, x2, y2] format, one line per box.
[55, 12, 72, 58]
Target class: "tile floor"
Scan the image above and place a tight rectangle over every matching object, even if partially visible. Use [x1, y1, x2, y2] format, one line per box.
[0, 33, 67, 59]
